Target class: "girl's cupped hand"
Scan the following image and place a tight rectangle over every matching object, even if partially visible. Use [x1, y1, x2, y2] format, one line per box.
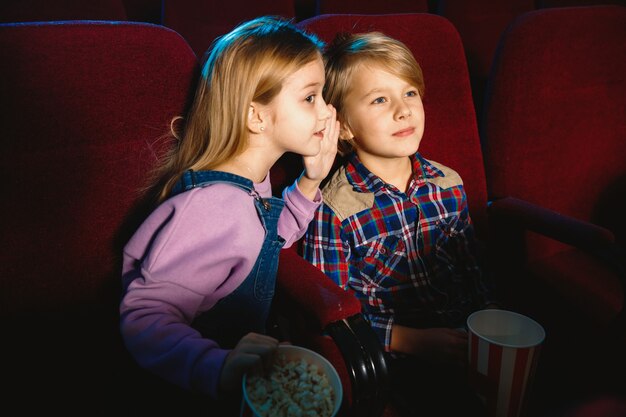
[302, 104, 339, 183]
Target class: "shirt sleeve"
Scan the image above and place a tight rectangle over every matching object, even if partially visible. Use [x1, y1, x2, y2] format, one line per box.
[364, 313, 395, 352]
[304, 204, 399, 351]
[278, 180, 323, 248]
[302, 202, 350, 289]
[449, 192, 498, 309]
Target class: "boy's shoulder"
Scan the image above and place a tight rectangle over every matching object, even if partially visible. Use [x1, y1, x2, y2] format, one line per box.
[321, 158, 464, 221]
[321, 165, 374, 222]
[425, 159, 464, 189]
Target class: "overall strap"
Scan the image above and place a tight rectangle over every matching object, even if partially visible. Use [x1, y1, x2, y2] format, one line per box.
[187, 170, 286, 348]
[171, 169, 274, 212]
[171, 169, 254, 196]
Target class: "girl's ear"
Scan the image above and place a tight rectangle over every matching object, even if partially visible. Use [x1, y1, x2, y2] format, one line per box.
[247, 103, 266, 134]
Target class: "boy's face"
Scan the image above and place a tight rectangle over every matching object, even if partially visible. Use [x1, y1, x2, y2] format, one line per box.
[342, 64, 425, 162]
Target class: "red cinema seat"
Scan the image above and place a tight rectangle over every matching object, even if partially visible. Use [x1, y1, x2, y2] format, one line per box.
[318, 0, 429, 15]
[435, 0, 535, 121]
[162, 0, 296, 57]
[482, 5, 626, 411]
[299, 13, 490, 236]
[0, 0, 127, 23]
[0, 21, 198, 414]
[538, 0, 626, 7]
[281, 12, 491, 417]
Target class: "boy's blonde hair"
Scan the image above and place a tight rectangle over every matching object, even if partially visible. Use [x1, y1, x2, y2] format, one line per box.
[152, 16, 323, 202]
[323, 32, 425, 156]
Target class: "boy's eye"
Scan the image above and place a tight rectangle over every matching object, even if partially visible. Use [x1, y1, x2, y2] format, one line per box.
[305, 95, 316, 103]
[406, 90, 418, 97]
[372, 97, 386, 104]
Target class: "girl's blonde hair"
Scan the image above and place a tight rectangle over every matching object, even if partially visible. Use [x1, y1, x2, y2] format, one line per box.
[323, 32, 425, 156]
[151, 16, 323, 202]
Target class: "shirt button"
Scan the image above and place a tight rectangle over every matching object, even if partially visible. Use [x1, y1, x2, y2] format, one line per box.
[380, 248, 387, 255]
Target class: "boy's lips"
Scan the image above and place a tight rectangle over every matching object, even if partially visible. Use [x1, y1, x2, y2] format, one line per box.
[393, 127, 415, 137]
[314, 128, 325, 138]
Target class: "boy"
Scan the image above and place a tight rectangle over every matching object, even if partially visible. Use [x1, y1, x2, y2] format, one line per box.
[303, 32, 497, 416]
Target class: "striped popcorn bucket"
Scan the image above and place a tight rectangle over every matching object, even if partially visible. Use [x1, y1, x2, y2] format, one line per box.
[467, 309, 545, 417]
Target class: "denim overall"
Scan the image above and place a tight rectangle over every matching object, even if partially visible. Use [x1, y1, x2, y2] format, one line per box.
[171, 170, 285, 349]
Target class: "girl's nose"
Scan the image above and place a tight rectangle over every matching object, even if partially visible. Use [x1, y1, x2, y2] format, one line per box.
[320, 101, 333, 120]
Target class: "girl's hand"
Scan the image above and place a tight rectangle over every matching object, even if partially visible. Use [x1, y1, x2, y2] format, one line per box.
[298, 105, 339, 199]
[391, 325, 468, 366]
[218, 332, 279, 394]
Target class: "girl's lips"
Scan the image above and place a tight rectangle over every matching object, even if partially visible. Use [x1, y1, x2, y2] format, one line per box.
[393, 127, 415, 137]
[314, 128, 325, 138]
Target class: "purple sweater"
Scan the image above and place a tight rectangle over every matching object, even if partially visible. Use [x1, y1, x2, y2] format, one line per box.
[119, 174, 321, 397]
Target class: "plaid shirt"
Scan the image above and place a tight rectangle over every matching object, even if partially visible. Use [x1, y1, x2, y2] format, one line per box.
[303, 152, 494, 351]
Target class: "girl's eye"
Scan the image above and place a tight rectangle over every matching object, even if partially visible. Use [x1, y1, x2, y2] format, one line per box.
[406, 90, 418, 97]
[305, 95, 316, 103]
[372, 97, 386, 104]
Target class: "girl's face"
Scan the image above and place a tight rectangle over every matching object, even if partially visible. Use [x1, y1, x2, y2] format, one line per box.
[264, 56, 331, 157]
[342, 64, 425, 164]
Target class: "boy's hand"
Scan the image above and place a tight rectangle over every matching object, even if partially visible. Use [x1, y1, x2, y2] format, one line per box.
[391, 325, 468, 366]
[298, 105, 339, 199]
[218, 332, 279, 394]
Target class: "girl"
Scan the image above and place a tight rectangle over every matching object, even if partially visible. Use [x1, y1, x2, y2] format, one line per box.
[119, 16, 338, 410]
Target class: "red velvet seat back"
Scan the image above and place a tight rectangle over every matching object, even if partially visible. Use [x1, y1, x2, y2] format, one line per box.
[162, 0, 296, 57]
[539, 0, 626, 6]
[0, 21, 199, 412]
[298, 13, 489, 235]
[318, 0, 429, 15]
[481, 8, 626, 407]
[0, 21, 197, 318]
[436, 0, 534, 86]
[0, 0, 128, 23]
[436, 0, 535, 119]
[483, 6, 626, 249]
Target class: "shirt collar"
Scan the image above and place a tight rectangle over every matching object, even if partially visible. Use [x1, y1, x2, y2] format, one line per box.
[344, 152, 445, 193]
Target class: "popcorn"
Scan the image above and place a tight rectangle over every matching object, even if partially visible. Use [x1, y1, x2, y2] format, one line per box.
[245, 353, 336, 417]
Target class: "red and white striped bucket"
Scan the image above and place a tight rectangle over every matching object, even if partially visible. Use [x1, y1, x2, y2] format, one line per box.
[467, 309, 545, 417]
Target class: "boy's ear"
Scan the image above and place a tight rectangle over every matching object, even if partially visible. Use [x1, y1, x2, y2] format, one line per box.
[247, 103, 266, 134]
[339, 122, 354, 141]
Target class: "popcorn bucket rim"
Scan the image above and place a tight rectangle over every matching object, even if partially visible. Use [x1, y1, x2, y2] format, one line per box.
[241, 344, 343, 417]
[467, 309, 546, 349]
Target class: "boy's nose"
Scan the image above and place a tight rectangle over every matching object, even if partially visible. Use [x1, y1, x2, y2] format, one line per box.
[396, 105, 412, 119]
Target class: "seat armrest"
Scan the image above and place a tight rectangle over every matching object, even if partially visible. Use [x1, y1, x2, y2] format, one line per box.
[488, 196, 615, 251]
[276, 248, 363, 330]
[345, 314, 390, 417]
[488, 196, 626, 330]
[275, 249, 390, 417]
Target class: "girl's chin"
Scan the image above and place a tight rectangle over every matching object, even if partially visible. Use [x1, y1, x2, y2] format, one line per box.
[305, 141, 322, 156]
[292, 145, 321, 158]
